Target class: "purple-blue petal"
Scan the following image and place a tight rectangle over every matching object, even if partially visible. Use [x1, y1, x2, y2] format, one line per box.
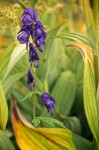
[18, 25, 32, 37]
[27, 68, 34, 85]
[36, 38, 45, 46]
[29, 43, 39, 62]
[22, 14, 33, 26]
[22, 8, 33, 19]
[35, 20, 44, 29]
[41, 92, 55, 111]
[46, 100, 55, 111]
[17, 32, 28, 44]
[34, 60, 38, 68]
[33, 8, 38, 22]
[34, 28, 42, 39]
[36, 45, 43, 52]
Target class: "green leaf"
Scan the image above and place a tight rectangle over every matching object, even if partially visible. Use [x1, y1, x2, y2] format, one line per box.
[0, 43, 16, 79]
[32, 118, 41, 127]
[19, 92, 34, 102]
[33, 117, 66, 128]
[56, 32, 91, 45]
[3, 72, 26, 93]
[68, 42, 99, 143]
[0, 81, 8, 131]
[2, 44, 26, 82]
[52, 70, 76, 115]
[73, 134, 92, 150]
[0, 130, 15, 150]
[11, 101, 76, 150]
[62, 117, 81, 134]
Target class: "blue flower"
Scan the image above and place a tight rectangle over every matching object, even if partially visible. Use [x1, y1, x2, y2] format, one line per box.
[17, 8, 47, 67]
[41, 92, 55, 112]
[27, 68, 35, 86]
[29, 43, 39, 68]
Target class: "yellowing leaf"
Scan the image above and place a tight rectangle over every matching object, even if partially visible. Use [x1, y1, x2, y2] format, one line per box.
[11, 101, 76, 150]
[68, 42, 99, 143]
[69, 42, 94, 69]
[0, 81, 8, 131]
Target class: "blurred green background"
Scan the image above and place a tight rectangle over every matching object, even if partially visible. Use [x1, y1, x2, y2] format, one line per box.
[0, 0, 95, 149]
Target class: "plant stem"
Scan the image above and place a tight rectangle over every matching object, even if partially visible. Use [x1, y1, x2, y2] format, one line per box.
[93, 0, 98, 55]
[17, 0, 26, 9]
[44, 79, 49, 92]
[93, 0, 99, 89]
[33, 68, 36, 119]
[94, 56, 99, 90]
[33, 88, 36, 119]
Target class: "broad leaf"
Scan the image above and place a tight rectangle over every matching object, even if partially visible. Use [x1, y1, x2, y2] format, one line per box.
[0, 81, 8, 131]
[52, 70, 76, 115]
[68, 42, 99, 142]
[0, 130, 15, 150]
[11, 101, 76, 150]
[2, 44, 26, 82]
[73, 134, 92, 150]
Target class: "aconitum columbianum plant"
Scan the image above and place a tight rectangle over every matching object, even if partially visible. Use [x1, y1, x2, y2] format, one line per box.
[17, 8, 55, 115]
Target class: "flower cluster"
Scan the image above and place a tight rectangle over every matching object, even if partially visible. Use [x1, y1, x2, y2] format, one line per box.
[17, 8, 55, 113]
[17, 8, 46, 68]
[41, 92, 55, 112]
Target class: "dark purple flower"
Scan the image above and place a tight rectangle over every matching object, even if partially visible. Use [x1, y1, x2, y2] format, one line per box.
[29, 43, 39, 68]
[41, 92, 55, 112]
[22, 8, 33, 19]
[18, 25, 32, 39]
[33, 8, 38, 22]
[17, 32, 28, 44]
[35, 38, 45, 46]
[27, 68, 35, 85]
[34, 28, 46, 39]
[35, 20, 44, 29]
[22, 14, 33, 26]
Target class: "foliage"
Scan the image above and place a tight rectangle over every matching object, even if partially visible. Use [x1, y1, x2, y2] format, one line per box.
[0, 0, 99, 149]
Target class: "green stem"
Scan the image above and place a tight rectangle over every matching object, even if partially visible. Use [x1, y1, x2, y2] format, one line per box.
[17, 0, 26, 9]
[94, 56, 99, 90]
[93, 0, 99, 55]
[33, 68, 36, 119]
[33, 89, 36, 119]
[44, 79, 49, 92]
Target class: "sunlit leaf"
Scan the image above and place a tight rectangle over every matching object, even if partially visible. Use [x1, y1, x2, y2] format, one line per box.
[0, 81, 8, 131]
[0, 130, 15, 150]
[11, 101, 76, 150]
[2, 44, 26, 82]
[56, 32, 91, 45]
[0, 43, 16, 79]
[68, 42, 99, 143]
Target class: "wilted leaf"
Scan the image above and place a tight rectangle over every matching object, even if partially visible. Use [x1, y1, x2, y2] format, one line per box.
[0, 81, 8, 131]
[68, 42, 99, 142]
[11, 101, 76, 150]
[0, 130, 15, 150]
